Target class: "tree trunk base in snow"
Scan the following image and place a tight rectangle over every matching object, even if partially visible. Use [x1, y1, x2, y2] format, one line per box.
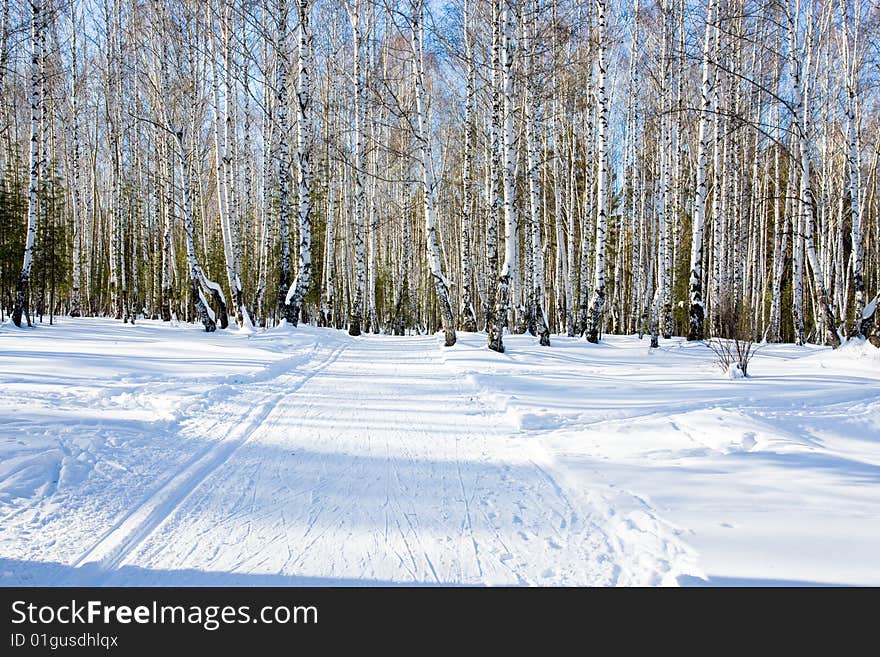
[191, 281, 216, 333]
[11, 281, 29, 328]
[585, 290, 605, 344]
[488, 336, 505, 353]
[687, 303, 705, 341]
[69, 289, 81, 318]
[459, 306, 477, 333]
[210, 292, 229, 329]
[868, 307, 879, 348]
[161, 297, 172, 322]
[575, 305, 589, 337]
[816, 294, 840, 349]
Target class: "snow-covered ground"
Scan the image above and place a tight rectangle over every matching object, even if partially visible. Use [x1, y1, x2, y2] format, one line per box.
[1, 317, 878, 586]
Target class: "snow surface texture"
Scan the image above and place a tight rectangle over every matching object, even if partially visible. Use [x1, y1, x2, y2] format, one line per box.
[1, 318, 878, 586]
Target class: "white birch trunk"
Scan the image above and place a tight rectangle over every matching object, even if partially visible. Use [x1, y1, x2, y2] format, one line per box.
[346, 0, 366, 336]
[686, 0, 717, 341]
[525, 0, 549, 346]
[840, 0, 864, 337]
[585, 0, 609, 344]
[789, 3, 840, 347]
[69, 1, 83, 318]
[209, 2, 242, 327]
[285, 0, 314, 325]
[411, 0, 456, 346]
[276, 0, 294, 323]
[12, 0, 41, 327]
[484, 1, 502, 335]
[488, 0, 516, 353]
[459, 0, 478, 332]
[174, 129, 217, 332]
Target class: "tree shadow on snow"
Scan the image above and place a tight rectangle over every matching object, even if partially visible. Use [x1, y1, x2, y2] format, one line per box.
[678, 574, 839, 587]
[0, 557, 436, 587]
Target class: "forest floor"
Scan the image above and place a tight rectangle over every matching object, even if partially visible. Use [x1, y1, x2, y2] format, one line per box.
[1, 317, 878, 586]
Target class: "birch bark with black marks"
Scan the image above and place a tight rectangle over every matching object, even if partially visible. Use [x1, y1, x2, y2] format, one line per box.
[788, 2, 840, 348]
[285, 0, 314, 325]
[686, 0, 717, 341]
[484, 0, 501, 336]
[207, 0, 242, 325]
[550, 0, 567, 334]
[345, 0, 366, 336]
[69, 1, 83, 318]
[488, 0, 516, 353]
[585, 0, 608, 344]
[411, 0, 456, 346]
[576, 104, 594, 338]
[11, 0, 42, 327]
[174, 128, 217, 332]
[320, 82, 336, 327]
[0, 0, 10, 92]
[459, 0, 478, 333]
[625, 0, 640, 335]
[276, 0, 295, 324]
[524, 0, 549, 346]
[209, 1, 245, 327]
[658, 1, 673, 340]
[839, 0, 865, 338]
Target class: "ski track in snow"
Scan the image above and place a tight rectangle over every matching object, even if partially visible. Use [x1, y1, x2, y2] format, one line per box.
[1, 318, 878, 586]
[93, 332, 687, 586]
[67, 340, 351, 582]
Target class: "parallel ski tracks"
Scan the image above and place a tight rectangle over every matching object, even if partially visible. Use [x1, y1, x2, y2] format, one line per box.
[67, 340, 349, 582]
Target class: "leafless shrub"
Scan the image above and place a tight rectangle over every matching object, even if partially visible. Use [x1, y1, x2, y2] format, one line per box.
[707, 297, 760, 377]
[707, 335, 756, 377]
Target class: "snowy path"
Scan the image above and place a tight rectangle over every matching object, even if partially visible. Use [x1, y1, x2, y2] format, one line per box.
[2, 318, 878, 586]
[72, 332, 687, 586]
[69, 339, 350, 580]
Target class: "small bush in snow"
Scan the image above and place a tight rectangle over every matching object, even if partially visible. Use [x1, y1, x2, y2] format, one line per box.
[707, 336, 756, 377]
[706, 296, 760, 377]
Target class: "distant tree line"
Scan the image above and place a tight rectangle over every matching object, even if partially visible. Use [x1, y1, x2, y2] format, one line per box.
[1, 0, 878, 349]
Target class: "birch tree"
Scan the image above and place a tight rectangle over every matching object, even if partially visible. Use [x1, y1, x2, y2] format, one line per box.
[488, 0, 517, 353]
[284, 0, 314, 325]
[344, 0, 367, 336]
[584, 0, 608, 344]
[68, 1, 83, 318]
[276, 0, 295, 324]
[686, 0, 717, 342]
[788, 1, 840, 348]
[459, 0, 478, 333]
[209, 0, 248, 327]
[524, 0, 549, 346]
[411, 0, 456, 346]
[11, 0, 43, 327]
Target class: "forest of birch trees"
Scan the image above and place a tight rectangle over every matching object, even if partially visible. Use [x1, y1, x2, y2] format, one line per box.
[1, 0, 878, 351]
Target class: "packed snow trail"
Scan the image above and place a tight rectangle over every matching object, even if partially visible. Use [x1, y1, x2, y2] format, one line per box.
[69, 340, 350, 579]
[74, 330, 690, 586]
[3, 318, 878, 585]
